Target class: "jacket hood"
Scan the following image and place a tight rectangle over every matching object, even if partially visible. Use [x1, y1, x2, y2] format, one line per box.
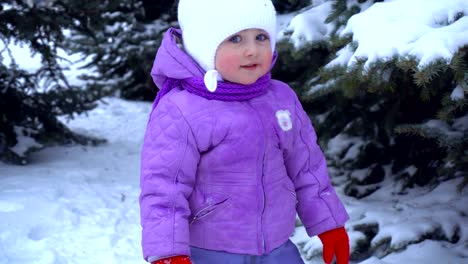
[150, 28, 206, 90]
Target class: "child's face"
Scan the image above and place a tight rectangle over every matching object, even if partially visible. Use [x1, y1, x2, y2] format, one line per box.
[215, 29, 273, 85]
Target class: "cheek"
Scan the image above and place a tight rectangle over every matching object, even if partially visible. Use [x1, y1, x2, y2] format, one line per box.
[216, 53, 239, 73]
[266, 50, 273, 62]
[261, 50, 273, 71]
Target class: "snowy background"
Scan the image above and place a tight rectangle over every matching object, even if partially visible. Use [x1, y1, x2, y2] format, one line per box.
[1, 0, 467, 263]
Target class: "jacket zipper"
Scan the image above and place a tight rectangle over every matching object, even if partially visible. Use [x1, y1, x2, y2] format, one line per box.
[261, 147, 266, 253]
[189, 198, 229, 224]
[248, 101, 267, 254]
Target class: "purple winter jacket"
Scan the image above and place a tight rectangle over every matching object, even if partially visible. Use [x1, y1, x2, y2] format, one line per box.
[140, 29, 349, 261]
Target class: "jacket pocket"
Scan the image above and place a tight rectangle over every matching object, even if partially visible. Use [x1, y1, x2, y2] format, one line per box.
[190, 197, 229, 224]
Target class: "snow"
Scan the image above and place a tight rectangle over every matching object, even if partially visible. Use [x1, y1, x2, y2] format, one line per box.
[453, 114, 468, 131]
[423, 119, 464, 140]
[451, 85, 465, 101]
[326, 134, 366, 162]
[306, 79, 336, 96]
[350, 168, 372, 183]
[9, 126, 43, 160]
[360, 179, 467, 250]
[278, 2, 333, 48]
[0, 41, 42, 72]
[0, 98, 149, 264]
[360, 240, 467, 264]
[292, 175, 468, 263]
[282, 0, 468, 69]
[333, 0, 468, 69]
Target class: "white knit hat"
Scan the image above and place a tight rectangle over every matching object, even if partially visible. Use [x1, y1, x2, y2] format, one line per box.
[178, 0, 277, 92]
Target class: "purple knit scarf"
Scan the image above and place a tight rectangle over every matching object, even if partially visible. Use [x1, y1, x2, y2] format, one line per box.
[152, 73, 272, 110]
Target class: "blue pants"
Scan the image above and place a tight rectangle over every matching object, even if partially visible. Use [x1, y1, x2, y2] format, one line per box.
[190, 240, 305, 264]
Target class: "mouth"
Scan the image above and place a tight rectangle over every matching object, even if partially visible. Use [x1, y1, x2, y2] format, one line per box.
[241, 64, 259, 70]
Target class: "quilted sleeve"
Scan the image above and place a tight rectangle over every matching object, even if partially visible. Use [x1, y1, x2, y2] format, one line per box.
[284, 96, 349, 237]
[139, 98, 199, 261]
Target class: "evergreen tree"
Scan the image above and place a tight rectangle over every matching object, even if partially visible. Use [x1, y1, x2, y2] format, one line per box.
[0, 0, 106, 164]
[68, 0, 178, 101]
[272, 0, 311, 14]
[276, 0, 467, 197]
[276, 0, 467, 260]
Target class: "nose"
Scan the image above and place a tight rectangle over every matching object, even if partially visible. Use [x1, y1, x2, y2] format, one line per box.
[243, 41, 257, 57]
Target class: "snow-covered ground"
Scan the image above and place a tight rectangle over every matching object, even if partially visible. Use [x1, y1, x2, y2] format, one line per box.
[0, 98, 148, 263]
[292, 175, 468, 264]
[1, 97, 467, 264]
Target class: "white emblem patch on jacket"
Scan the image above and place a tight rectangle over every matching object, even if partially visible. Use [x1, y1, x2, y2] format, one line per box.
[276, 110, 292, 131]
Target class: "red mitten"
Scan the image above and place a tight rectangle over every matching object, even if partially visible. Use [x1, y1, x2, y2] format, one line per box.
[151, 255, 191, 264]
[318, 227, 350, 264]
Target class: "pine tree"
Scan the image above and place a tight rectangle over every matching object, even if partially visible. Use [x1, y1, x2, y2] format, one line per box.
[276, 0, 467, 260]
[394, 50, 468, 190]
[272, 0, 311, 14]
[68, 0, 178, 101]
[0, 0, 106, 164]
[276, 0, 468, 198]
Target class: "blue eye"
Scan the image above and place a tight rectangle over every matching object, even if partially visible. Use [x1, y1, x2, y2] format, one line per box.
[229, 35, 242, 43]
[256, 34, 269, 41]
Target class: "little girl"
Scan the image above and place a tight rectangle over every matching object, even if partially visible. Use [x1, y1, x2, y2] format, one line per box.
[140, 0, 350, 263]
